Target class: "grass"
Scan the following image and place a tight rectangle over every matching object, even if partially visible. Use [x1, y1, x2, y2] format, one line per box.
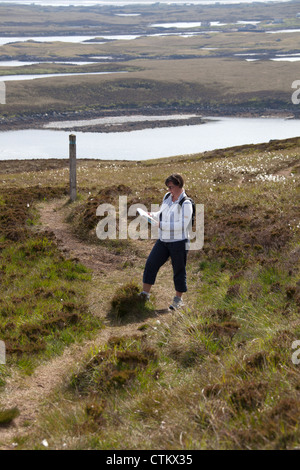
[0, 2, 300, 36]
[0, 136, 298, 449]
[70, 332, 158, 396]
[2, 57, 298, 119]
[109, 281, 155, 320]
[0, 236, 93, 359]
[0, 63, 136, 77]
[0, 407, 20, 426]
[0, 186, 103, 385]
[1, 3, 300, 121]
[0, 1, 299, 449]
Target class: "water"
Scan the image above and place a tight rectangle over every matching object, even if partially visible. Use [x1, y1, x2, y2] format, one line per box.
[0, 36, 99, 46]
[0, 117, 299, 161]
[151, 20, 261, 28]
[0, 60, 102, 67]
[267, 29, 300, 34]
[0, 21, 298, 49]
[271, 57, 300, 62]
[234, 52, 300, 62]
[150, 22, 202, 28]
[0, 70, 127, 82]
[0, 0, 298, 161]
[0, 33, 205, 47]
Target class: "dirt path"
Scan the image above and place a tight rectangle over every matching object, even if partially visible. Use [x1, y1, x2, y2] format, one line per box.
[0, 198, 173, 449]
[39, 198, 124, 273]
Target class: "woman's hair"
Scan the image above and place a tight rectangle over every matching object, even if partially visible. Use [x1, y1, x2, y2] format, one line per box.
[165, 174, 184, 188]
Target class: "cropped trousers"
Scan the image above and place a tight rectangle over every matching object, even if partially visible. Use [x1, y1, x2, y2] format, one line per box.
[143, 239, 188, 293]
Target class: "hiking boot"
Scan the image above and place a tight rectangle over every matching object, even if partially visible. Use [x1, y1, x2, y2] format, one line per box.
[169, 296, 184, 310]
[138, 291, 150, 301]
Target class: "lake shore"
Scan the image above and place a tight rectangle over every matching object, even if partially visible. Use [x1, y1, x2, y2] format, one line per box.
[1, 117, 300, 161]
[0, 107, 296, 133]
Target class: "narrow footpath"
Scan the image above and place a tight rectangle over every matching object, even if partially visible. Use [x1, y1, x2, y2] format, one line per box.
[0, 198, 172, 449]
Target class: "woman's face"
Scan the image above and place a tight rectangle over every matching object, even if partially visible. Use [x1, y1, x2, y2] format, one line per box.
[166, 181, 182, 199]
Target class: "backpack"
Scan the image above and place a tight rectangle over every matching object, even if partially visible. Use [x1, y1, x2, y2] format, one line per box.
[162, 192, 196, 227]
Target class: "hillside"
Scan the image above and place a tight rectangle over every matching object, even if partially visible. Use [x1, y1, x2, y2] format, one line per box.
[0, 136, 299, 450]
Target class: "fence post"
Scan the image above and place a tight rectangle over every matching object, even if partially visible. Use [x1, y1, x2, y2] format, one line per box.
[69, 134, 77, 202]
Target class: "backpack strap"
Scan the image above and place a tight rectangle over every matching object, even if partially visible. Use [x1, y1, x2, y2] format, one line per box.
[179, 196, 195, 226]
[160, 193, 194, 226]
[179, 196, 187, 207]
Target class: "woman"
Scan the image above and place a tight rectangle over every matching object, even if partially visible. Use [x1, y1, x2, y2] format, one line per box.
[140, 173, 193, 310]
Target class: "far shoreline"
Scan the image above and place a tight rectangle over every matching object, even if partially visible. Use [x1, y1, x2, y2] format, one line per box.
[0, 109, 297, 133]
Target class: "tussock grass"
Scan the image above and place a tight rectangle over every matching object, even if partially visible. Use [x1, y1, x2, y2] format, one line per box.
[0, 236, 94, 361]
[0, 187, 102, 386]
[70, 333, 158, 396]
[65, 183, 161, 259]
[109, 281, 156, 322]
[0, 407, 20, 427]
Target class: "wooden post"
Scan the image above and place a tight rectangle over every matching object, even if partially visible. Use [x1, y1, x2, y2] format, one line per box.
[69, 134, 77, 202]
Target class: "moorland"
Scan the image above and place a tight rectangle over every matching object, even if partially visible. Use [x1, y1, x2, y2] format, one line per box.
[1, 1, 300, 131]
[0, 1, 299, 451]
[0, 137, 299, 449]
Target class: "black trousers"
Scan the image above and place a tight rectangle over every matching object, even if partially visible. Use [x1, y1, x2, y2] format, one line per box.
[143, 239, 188, 293]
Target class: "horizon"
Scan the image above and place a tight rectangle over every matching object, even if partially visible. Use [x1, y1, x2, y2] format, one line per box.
[0, 0, 295, 6]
